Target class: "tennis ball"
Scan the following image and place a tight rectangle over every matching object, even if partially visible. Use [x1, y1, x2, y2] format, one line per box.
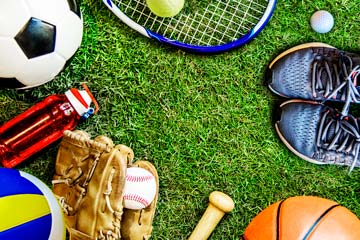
[310, 10, 334, 34]
[146, 0, 184, 18]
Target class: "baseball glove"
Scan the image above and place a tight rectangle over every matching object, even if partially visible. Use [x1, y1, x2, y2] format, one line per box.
[52, 130, 134, 240]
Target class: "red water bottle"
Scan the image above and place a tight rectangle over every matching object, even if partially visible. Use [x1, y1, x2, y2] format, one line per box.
[0, 84, 99, 168]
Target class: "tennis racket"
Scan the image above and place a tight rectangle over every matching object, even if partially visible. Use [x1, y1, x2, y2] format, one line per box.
[102, 0, 277, 53]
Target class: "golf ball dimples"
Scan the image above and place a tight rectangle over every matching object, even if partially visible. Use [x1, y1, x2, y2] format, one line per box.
[310, 10, 334, 33]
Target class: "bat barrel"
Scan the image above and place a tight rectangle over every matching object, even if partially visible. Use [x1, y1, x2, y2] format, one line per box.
[188, 191, 234, 240]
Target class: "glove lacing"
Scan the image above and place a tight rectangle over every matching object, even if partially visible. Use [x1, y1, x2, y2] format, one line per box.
[52, 153, 101, 215]
[98, 168, 122, 240]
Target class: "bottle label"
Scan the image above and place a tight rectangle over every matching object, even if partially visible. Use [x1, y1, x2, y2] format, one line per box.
[60, 103, 75, 116]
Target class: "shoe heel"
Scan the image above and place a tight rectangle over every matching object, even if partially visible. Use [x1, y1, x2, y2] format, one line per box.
[269, 42, 335, 69]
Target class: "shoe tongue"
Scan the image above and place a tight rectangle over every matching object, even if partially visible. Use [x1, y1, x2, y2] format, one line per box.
[325, 123, 336, 142]
[322, 111, 347, 145]
[353, 55, 360, 65]
[346, 51, 360, 67]
[323, 113, 360, 152]
[353, 57, 360, 66]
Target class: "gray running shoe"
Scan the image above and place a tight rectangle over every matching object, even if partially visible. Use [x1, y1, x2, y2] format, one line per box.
[275, 99, 360, 172]
[268, 43, 360, 114]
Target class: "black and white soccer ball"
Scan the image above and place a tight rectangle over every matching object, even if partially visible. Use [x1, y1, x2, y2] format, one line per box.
[0, 0, 83, 89]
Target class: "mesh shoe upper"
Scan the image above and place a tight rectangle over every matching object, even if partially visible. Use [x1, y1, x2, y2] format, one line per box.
[276, 100, 323, 158]
[276, 100, 360, 172]
[269, 45, 360, 104]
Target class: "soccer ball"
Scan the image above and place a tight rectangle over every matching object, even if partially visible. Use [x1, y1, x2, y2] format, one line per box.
[0, 0, 83, 89]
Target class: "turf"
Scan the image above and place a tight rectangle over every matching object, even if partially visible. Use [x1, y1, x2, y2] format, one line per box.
[1, 0, 360, 239]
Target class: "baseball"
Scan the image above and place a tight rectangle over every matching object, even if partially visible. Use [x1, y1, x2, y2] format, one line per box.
[123, 167, 157, 210]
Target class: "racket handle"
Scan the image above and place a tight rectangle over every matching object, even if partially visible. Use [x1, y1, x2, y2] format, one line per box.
[188, 191, 235, 240]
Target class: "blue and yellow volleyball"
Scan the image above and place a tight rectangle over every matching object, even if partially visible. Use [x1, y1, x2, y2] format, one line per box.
[0, 168, 65, 240]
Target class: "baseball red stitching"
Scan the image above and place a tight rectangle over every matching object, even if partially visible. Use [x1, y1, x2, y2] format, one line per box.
[126, 175, 153, 182]
[123, 194, 149, 207]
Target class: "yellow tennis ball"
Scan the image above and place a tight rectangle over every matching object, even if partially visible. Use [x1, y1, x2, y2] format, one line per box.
[146, 0, 185, 18]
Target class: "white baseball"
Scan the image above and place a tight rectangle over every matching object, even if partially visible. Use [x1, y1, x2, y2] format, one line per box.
[123, 167, 157, 210]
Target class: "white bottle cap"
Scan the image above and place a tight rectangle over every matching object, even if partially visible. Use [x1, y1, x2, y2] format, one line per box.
[65, 88, 93, 116]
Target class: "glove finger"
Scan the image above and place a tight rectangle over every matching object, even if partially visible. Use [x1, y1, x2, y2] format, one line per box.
[115, 144, 135, 165]
[75, 146, 128, 239]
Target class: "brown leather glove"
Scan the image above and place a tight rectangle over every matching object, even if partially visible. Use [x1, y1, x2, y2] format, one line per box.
[52, 130, 134, 239]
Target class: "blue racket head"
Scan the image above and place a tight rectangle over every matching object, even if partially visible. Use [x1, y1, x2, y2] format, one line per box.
[103, 0, 277, 54]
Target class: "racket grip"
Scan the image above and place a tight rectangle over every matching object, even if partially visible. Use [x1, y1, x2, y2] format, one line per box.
[188, 191, 235, 240]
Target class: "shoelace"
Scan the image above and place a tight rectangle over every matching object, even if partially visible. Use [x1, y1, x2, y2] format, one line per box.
[316, 108, 360, 173]
[312, 54, 360, 115]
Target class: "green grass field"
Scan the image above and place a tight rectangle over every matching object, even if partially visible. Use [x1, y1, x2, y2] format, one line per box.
[1, 0, 360, 239]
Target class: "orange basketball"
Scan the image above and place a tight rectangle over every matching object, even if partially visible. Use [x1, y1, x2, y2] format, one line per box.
[242, 196, 360, 240]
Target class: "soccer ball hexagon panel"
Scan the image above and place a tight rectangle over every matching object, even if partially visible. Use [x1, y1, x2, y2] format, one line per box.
[15, 17, 56, 59]
[0, 0, 83, 89]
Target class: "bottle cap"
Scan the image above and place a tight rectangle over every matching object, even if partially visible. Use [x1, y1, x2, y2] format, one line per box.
[65, 84, 98, 117]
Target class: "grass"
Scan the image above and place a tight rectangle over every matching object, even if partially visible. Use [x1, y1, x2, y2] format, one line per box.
[1, 0, 360, 239]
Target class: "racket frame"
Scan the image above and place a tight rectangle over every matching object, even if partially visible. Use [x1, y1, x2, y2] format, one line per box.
[103, 0, 277, 53]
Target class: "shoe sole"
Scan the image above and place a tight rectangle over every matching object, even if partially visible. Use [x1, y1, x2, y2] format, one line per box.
[275, 99, 329, 166]
[268, 42, 336, 97]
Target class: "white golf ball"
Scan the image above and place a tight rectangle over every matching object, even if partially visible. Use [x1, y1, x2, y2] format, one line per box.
[310, 10, 334, 34]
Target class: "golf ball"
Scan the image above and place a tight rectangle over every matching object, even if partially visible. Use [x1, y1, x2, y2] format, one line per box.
[310, 10, 334, 34]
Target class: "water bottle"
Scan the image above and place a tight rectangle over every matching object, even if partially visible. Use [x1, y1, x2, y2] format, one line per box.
[0, 84, 99, 168]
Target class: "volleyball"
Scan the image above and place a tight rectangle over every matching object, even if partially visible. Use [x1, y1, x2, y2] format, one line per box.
[0, 168, 65, 240]
[242, 196, 360, 240]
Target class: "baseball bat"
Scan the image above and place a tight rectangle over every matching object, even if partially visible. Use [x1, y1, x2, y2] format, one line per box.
[188, 191, 235, 240]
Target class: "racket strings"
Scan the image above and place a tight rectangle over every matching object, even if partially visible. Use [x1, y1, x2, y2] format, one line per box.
[114, 0, 269, 46]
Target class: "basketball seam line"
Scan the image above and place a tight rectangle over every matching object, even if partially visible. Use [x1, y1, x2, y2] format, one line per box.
[302, 204, 340, 240]
[276, 199, 286, 240]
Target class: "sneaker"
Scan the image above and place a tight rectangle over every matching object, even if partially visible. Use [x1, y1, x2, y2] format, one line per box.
[267, 42, 360, 111]
[275, 99, 360, 172]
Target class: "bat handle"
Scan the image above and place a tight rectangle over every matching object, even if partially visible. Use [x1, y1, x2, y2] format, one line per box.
[188, 191, 235, 240]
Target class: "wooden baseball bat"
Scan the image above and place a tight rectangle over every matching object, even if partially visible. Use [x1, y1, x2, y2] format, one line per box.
[188, 191, 235, 240]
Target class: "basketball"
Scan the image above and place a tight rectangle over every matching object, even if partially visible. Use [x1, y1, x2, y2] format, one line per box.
[242, 196, 360, 240]
[0, 168, 65, 239]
